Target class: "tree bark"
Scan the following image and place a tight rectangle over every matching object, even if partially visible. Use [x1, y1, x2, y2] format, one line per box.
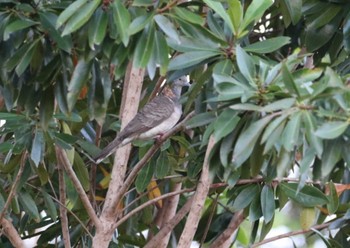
[92, 62, 145, 247]
[177, 135, 215, 247]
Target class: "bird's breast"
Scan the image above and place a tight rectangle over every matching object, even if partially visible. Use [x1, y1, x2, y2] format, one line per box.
[138, 105, 182, 139]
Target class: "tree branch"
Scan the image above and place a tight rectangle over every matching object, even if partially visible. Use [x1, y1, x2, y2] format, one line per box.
[178, 134, 215, 247]
[209, 210, 245, 248]
[145, 196, 194, 248]
[251, 222, 331, 248]
[1, 218, 24, 248]
[56, 147, 101, 228]
[57, 151, 71, 248]
[0, 151, 27, 223]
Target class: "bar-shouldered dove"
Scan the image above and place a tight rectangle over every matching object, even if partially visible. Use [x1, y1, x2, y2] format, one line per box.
[94, 76, 190, 164]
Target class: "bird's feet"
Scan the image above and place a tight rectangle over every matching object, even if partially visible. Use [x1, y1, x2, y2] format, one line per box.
[155, 133, 165, 144]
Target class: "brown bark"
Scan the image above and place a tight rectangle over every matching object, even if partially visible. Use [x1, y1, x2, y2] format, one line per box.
[177, 135, 215, 247]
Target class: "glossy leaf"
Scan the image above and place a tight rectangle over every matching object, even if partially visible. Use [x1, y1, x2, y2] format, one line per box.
[62, 0, 100, 36]
[3, 19, 36, 40]
[300, 207, 315, 230]
[156, 151, 170, 179]
[227, 0, 242, 34]
[315, 121, 349, 140]
[56, 0, 88, 28]
[327, 181, 339, 215]
[321, 140, 342, 177]
[111, 0, 130, 46]
[154, 14, 180, 43]
[154, 31, 169, 76]
[173, 7, 204, 25]
[214, 109, 240, 142]
[129, 13, 153, 35]
[186, 112, 216, 128]
[240, 0, 273, 32]
[279, 183, 328, 207]
[280, 0, 302, 26]
[135, 160, 155, 193]
[67, 59, 92, 112]
[88, 8, 108, 49]
[203, 0, 235, 35]
[236, 45, 255, 85]
[133, 23, 155, 68]
[281, 111, 302, 151]
[261, 185, 275, 223]
[232, 115, 274, 167]
[19, 191, 40, 221]
[232, 185, 259, 211]
[244, 37, 291, 54]
[169, 51, 219, 71]
[31, 129, 45, 166]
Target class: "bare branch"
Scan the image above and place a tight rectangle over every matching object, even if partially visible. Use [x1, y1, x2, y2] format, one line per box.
[209, 210, 245, 248]
[145, 196, 194, 248]
[178, 135, 215, 247]
[115, 187, 194, 227]
[57, 151, 71, 248]
[251, 222, 331, 248]
[56, 147, 101, 228]
[0, 151, 27, 223]
[1, 218, 24, 248]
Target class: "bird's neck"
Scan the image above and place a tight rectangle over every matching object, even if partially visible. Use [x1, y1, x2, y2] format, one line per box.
[171, 84, 183, 100]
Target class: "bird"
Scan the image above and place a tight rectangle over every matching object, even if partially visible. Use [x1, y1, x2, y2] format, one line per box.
[94, 76, 190, 164]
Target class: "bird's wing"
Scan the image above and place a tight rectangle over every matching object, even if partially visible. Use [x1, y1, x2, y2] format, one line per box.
[118, 95, 175, 139]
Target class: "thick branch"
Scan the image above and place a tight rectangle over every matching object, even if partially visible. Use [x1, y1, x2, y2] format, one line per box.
[209, 210, 245, 248]
[56, 147, 101, 228]
[1, 218, 24, 248]
[145, 196, 194, 248]
[251, 222, 331, 248]
[178, 135, 215, 247]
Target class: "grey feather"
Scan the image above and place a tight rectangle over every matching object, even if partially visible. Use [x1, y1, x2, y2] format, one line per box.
[94, 76, 190, 164]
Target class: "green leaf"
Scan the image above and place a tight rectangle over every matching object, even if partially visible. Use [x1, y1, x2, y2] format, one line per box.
[173, 7, 204, 25]
[232, 185, 259, 211]
[227, 0, 242, 34]
[282, 63, 300, 96]
[39, 12, 72, 53]
[280, 0, 302, 26]
[315, 121, 349, 140]
[88, 8, 108, 49]
[15, 39, 40, 76]
[154, 14, 180, 43]
[19, 191, 40, 221]
[111, 0, 130, 46]
[31, 129, 45, 166]
[186, 112, 216, 129]
[240, 0, 273, 32]
[233, 115, 274, 167]
[203, 0, 235, 35]
[133, 23, 155, 68]
[56, 0, 88, 28]
[281, 111, 302, 151]
[67, 59, 92, 112]
[42, 191, 57, 221]
[302, 111, 323, 157]
[214, 109, 240, 142]
[62, 0, 100, 36]
[249, 194, 262, 222]
[261, 185, 275, 223]
[3, 18, 36, 40]
[279, 183, 329, 207]
[169, 51, 219, 71]
[128, 13, 153, 35]
[135, 160, 155, 193]
[321, 140, 342, 177]
[156, 152, 170, 179]
[262, 98, 296, 112]
[73, 152, 90, 191]
[40, 88, 54, 130]
[0, 112, 25, 121]
[236, 45, 255, 86]
[327, 181, 339, 215]
[154, 31, 169, 76]
[244, 37, 291, 54]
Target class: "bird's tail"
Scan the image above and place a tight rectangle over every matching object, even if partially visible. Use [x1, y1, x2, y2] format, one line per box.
[94, 138, 122, 164]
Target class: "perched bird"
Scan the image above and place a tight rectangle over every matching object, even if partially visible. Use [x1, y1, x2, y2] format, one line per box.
[94, 76, 190, 164]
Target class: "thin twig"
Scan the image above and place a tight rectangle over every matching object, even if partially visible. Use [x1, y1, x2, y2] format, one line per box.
[115, 187, 194, 228]
[57, 151, 71, 248]
[200, 194, 219, 247]
[56, 147, 101, 229]
[148, 76, 165, 101]
[0, 151, 27, 222]
[251, 222, 331, 248]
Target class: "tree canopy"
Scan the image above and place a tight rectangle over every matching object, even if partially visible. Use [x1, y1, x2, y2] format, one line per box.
[0, 0, 350, 247]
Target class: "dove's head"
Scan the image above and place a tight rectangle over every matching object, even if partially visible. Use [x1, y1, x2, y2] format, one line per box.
[173, 75, 191, 88]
